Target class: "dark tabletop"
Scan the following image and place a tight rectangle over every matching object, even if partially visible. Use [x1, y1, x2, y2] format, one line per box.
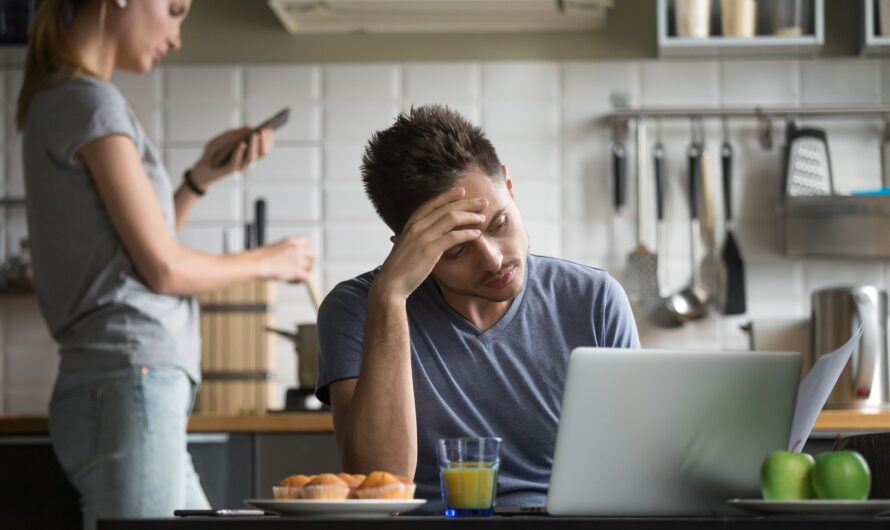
[98, 515, 890, 530]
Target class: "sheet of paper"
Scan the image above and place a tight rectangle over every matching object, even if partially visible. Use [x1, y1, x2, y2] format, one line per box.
[788, 325, 863, 452]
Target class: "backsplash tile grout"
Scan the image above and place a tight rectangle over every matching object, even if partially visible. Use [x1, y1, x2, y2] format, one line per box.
[1, 57, 887, 413]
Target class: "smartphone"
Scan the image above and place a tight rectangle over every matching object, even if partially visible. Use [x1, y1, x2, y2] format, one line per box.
[174, 509, 266, 517]
[210, 107, 290, 168]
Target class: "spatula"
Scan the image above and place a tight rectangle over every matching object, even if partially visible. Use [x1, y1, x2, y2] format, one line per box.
[624, 120, 659, 308]
[720, 140, 746, 315]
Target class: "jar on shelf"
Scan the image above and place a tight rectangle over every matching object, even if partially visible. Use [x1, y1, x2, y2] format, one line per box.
[769, 0, 809, 37]
[721, 0, 756, 37]
[675, 0, 711, 38]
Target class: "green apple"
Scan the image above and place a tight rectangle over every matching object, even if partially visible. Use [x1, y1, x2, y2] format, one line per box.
[811, 450, 871, 500]
[760, 450, 816, 500]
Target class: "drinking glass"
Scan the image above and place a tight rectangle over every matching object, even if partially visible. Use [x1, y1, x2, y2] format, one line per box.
[438, 437, 501, 517]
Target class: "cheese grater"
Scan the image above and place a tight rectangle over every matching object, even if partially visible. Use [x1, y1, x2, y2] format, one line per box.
[783, 122, 833, 197]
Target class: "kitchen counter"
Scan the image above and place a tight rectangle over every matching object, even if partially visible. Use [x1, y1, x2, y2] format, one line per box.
[0, 412, 334, 435]
[813, 409, 890, 431]
[1, 409, 890, 436]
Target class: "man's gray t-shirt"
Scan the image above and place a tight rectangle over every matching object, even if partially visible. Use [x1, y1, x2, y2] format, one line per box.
[316, 254, 640, 507]
[23, 75, 200, 382]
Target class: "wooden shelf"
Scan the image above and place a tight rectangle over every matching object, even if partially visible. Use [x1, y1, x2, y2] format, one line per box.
[862, 0, 890, 56]
[657, 0, 824, 58]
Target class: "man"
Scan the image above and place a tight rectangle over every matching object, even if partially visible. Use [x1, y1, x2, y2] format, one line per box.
[316, 105, 639, 508]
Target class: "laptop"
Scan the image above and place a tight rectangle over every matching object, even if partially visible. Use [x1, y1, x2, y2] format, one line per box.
[546, 347, 801, 516]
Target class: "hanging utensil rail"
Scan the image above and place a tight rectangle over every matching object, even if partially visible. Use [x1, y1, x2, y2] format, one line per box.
[604, 106, 890, 149]
[605, 105, 890, 121]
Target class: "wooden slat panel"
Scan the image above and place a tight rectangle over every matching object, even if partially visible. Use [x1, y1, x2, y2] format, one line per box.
[197, 280, 277, 414]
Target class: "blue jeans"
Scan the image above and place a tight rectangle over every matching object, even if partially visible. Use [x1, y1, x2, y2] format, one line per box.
[48, 366, 210, 530]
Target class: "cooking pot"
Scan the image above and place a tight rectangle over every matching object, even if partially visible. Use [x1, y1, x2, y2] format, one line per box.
[267, 322, 325, 411]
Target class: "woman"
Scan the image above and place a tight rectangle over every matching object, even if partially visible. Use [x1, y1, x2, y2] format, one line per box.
[16, 1, 315, 528]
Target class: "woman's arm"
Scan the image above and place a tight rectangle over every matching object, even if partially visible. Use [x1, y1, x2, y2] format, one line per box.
[79, 134, 314, 295]
[172, 180, 202, 232]
[172, 126, 272, 232]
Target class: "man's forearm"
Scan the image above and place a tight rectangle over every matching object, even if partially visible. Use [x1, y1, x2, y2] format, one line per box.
[341, 285, 418, 477]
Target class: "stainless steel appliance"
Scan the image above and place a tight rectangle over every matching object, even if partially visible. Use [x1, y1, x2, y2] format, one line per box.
[810, 286, 889, 409]
[882, 118, 890, 188]
[267, 322, 327, 412]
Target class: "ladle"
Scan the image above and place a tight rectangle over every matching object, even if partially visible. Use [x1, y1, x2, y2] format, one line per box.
[665, 121, 708, 321]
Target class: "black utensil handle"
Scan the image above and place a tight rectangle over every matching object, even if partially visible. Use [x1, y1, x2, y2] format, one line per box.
[254, 199, 267, 247]
[244, 222, 255, 250]
[654, 147, 666, 222]
[722, 142, 733, 222]
[612, 145, 627, 211]
[688, 148, 699, 221]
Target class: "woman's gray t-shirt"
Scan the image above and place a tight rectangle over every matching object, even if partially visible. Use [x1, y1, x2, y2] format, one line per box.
[23, 75, 200, 382]
[316, 254, 640, 508]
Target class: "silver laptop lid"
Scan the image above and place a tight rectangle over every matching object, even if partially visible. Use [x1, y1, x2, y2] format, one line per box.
[547, 348, 801, 516]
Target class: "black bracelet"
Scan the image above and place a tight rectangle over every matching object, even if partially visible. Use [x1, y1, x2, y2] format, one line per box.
[183, 169, 206, 197]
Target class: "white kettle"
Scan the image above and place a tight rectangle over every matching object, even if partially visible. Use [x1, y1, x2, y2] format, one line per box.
[809, 286, 889, 409]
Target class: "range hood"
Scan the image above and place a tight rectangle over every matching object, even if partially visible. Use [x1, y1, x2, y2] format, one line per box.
[267, 0, 613, 34]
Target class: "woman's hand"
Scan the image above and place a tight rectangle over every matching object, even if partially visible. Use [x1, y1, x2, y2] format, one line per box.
[261, 236, 316, 283]
[189, 126, 275, 190]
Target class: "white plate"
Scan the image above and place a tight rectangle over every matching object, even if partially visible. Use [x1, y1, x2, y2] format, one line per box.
[728, 499, 890, 515]
[244, 499, 426, 518]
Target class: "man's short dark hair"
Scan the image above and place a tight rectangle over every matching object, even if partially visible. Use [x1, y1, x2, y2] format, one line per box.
[361, 105, 503, 233]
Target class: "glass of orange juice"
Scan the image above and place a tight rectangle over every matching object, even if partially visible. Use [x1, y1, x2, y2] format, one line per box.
[437, 437, 501, 517]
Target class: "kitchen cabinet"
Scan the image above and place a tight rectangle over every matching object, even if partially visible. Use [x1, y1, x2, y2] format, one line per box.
[0, 425, 339, 530]
[657, 0, 825, 57]
[0, 436, 81, 530]
[862, 0, 890, 55]
[253, 433, 342, 500]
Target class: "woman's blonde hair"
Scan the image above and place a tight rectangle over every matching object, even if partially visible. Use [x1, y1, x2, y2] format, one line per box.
[16, 0, 100, 130]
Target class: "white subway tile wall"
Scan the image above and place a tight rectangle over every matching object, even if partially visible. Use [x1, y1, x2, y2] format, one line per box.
[0, 58, 888, 413]
[800, 59, 882, 106]
[403, 63, 480, 102]
[718, 60, 800, 107]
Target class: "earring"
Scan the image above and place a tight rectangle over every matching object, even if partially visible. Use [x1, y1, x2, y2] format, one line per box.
[115, 0, 127, 7]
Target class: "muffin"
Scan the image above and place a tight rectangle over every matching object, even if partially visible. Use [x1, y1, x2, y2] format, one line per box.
[338, 473, 367, 499]
[273, 474, 314, 499]
[395, 474, 417, 500]
[301, 473, 350, 500]
[356, 471, 407, 500]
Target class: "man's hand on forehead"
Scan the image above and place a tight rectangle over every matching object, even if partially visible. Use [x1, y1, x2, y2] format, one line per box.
[377, 187, 487, 300]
